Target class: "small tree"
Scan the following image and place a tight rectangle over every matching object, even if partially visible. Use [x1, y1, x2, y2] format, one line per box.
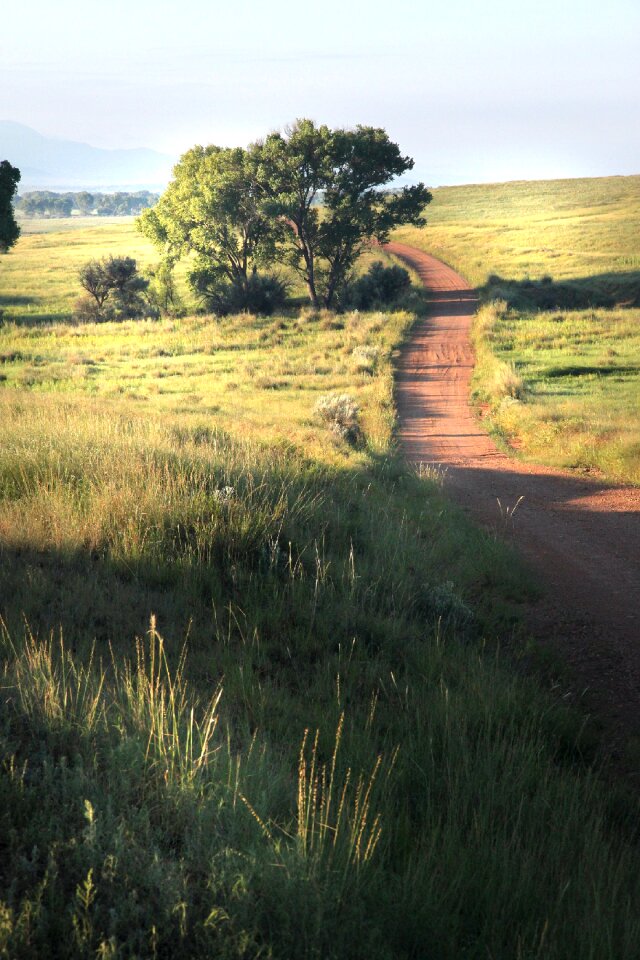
[77, 256, 149, 321]
[0, 160, 21, 254]
[78, 260, 113, 310]
[102, 256, 149, 318]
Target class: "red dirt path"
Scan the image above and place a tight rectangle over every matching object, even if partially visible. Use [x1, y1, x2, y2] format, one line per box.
[388, 241, 640, 760]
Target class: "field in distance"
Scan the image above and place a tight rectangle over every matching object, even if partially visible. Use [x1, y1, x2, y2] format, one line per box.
[395, 175, 640, 484]
[2, 216, 166, 324]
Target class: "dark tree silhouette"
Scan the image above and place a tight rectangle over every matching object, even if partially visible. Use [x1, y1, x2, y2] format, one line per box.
[0, 160, 21, 253]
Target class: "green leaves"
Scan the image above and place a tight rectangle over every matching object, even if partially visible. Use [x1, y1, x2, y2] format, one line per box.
[139, 145, 280, 300]
[0, 160, 21, 254]
[255, 120, 432, 307]
[77, 256, 149, 321]
[140, 120, 432, 311]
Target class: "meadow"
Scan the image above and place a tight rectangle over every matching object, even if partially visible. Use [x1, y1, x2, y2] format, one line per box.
[1, 216, 640, 957]
[396, 175, 640, 484]
[1, 217, 160, 324]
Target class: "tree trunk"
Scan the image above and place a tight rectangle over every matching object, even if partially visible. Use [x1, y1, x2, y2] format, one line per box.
[324, 257, 343, 309]
[299, 234, 318, 307]
[307, 279, 319, 308]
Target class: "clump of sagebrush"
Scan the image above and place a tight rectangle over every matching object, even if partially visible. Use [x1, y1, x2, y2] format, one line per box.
[491, 361, 526, 401]
[314, 393, 362, 445]
[351, 345, 381, 375]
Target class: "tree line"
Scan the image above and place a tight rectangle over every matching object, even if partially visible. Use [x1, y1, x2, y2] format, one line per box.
[15, 190, 159, 218]
[139, 119, 432, 311]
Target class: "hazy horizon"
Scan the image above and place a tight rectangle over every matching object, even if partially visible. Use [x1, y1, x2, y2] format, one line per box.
[2, 0, 639, 186]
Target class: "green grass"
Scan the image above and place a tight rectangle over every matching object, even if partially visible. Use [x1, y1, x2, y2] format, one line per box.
[1, 217, 160, 323]
[1, 216, 640, 956]
[471, 300, 640, 483]
[394, 175, 640, 483]
[2, 217, 403, 326]
[396, 175, 640, 289]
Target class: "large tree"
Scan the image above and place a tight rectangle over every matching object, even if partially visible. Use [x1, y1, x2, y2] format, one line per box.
[140, 122, 431, 312]
[255, 120, 432, 307]
[138, 145, 280, 306]
[0, 160, 21, 254]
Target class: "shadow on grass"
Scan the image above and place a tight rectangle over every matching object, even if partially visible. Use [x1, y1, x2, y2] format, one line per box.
[483, 271, 640, 311]
[0, 295, 37, 307]
[0, 296, 72, 327]
[544, 364, 640, 378]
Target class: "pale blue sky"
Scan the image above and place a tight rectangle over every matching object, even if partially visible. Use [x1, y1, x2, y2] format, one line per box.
[2, 0, 639, 183]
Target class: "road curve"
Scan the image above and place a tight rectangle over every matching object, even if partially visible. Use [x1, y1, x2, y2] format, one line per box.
[388, 241, 640, 754]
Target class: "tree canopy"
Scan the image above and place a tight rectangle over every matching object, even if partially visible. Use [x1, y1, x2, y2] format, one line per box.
[139, 120, 432, 311]
[256, 120, 432, 307]
[16, 190, 159, 218]
[0, 160, 21, 254]
[138, 145, 280, 308]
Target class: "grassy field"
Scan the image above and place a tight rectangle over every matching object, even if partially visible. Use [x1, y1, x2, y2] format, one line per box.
[1, 217, 640, 957]
[2, 216, 400, 325]
[395, 175, 640, 484]
[1, 217, 160, 324]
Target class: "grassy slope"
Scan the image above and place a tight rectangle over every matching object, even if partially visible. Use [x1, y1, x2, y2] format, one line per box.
[0, 220, 640, 957]
[395, 176, 640, 483]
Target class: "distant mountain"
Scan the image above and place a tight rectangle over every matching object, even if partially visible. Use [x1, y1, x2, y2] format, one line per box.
[0, 121, 175, 191]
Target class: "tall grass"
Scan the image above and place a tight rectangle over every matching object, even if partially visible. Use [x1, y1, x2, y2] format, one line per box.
[3, 608, 640, 957]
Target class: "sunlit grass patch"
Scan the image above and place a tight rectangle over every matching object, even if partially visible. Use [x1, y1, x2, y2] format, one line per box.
[470, 301, 640, 483]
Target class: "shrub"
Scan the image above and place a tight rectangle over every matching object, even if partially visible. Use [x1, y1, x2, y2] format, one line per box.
[76, 256, 149, 322]
[314, 393, 362, 445]
[492, 361, 526, 401]
[351, 345, 381, 375]
[73, 295, 106, 323]
[190, 270, 289, 316]
[346, 261, 411, 309]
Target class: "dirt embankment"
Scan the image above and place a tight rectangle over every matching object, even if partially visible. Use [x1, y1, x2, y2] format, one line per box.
[388, 240, 640, 764]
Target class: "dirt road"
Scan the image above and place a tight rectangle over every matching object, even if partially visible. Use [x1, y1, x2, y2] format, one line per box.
[388, 241, 640, 757]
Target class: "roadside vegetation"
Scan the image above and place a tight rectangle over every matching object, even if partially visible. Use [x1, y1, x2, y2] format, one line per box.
[471, 299, 640, 483]
[395, 175, 640, 484]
